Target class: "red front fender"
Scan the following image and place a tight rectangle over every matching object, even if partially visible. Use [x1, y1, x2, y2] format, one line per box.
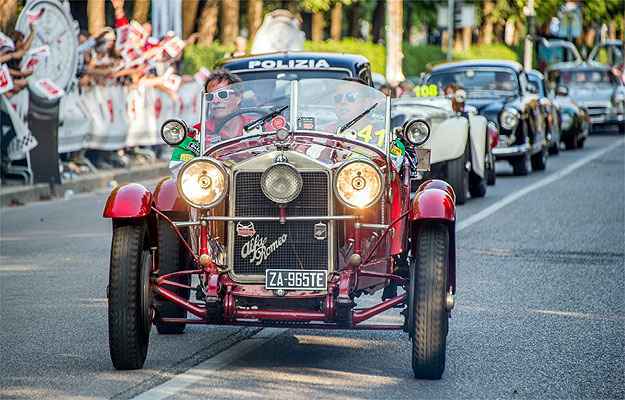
[410, 185, 455, 222]
[103, 183, 152, 218]
[153, 177, 188, 213]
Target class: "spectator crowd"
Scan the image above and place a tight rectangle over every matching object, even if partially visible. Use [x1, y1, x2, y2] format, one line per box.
[1, 0, 207, 184]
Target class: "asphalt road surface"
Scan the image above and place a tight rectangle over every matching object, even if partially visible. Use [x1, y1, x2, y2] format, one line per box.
[1, 134, 624, 400]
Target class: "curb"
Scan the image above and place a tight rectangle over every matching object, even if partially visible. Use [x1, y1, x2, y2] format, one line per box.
[1, 161, 170, 208]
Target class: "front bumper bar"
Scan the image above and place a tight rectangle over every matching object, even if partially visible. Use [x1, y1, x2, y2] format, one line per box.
[492, 143, 530, 159]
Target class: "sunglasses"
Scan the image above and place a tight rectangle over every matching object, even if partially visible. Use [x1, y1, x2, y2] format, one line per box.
[206, 89, 235, 102]
[334, 92, 359, 103]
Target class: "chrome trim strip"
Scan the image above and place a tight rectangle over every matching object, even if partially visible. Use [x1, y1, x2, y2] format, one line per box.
[203, 215, 355, 222]
[355, 223, 389, 230]
[173, 221, 201, 227]
[290, 80, 298, 129]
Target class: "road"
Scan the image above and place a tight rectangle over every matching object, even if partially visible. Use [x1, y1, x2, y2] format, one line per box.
[1, 134, 624, 400]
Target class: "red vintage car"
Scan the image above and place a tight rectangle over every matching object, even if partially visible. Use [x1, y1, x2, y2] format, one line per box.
[103, 78, 456, 379]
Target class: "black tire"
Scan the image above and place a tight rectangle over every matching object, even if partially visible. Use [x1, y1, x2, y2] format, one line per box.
[511, 153, 530, 176]
[531, 146, 548, 171]
[548, 141, 560, 155]
[447, 143, 469, 204]
[469, 171, 487, 197]
[411, 222, 449, 380]
[154, 219, 191, 334]
[108, 220, 151, 370]
[564, 133, 578, 150]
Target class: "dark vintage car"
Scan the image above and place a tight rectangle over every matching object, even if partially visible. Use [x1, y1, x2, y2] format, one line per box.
[219, 51, 373, 86]
[546, 61, 625, 134]
[526, 69, 561, 154]
[426, 60, 548, 176]
[103, 77, 457, 379]
[526, 69, 589, 150]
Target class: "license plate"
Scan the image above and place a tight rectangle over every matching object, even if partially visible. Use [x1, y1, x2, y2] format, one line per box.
[265, 269, 327, 291]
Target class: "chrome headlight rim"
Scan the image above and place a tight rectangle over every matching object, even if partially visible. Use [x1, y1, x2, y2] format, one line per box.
[334, 158, 384, 209]
[260, 162, 303, 204]
[176, 157, 228, 209]
[402, 118, 431, 146]
[500, 108, 520, 131]
[161, 118, 189, 146]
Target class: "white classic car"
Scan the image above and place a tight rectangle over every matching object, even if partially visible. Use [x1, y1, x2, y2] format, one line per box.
[391, 92, 496, 204]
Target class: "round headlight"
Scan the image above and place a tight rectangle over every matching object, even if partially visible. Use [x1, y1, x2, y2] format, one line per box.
[403, 119, 431, 146]
[500, 108, 520, 130]
[261, 163, 303, 204]
[161, 119, 188, 145]
[177, 158, 227, 209]
[335, 159, 384, 209]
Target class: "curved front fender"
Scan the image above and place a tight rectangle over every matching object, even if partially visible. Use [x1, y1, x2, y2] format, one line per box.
[153, 177, 188, 213]
[103, 183, 152, 218]
[410, 187, 455, 222]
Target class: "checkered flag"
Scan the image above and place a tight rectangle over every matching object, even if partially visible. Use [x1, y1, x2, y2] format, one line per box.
[7, 133, 38, 161]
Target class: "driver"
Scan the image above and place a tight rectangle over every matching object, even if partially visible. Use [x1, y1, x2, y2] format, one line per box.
[169, 69, 253, 175]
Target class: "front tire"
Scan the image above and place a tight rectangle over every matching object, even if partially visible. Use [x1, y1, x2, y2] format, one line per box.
[511, 153, 530, 176]
[411, 223, 449, 380]
[108, 220, 151, 370]
[531, 146, 548, 171]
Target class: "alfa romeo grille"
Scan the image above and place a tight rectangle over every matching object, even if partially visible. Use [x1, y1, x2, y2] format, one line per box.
[232, 171, 329, 276]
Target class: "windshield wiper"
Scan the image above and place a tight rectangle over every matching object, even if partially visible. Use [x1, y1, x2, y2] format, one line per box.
[336, 102, 379, 135]
[244, 105, 288, 132]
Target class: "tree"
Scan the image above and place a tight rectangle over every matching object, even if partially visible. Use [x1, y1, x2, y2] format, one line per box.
[182, 0, 200, 39]
[132, 0, 149, 24]
[197, 0, 219, 46]
[347, 1, 361, 38]
[0, 0, 17, 33]
[371, 0, 385, 43]
[248, 0, 264, 44]
[221, 0, 240, 46]
[386, 0, 403, 83]
[330, 1, 342, 40]
[311, 12, 325, 41]
[87, 0, 105, 35]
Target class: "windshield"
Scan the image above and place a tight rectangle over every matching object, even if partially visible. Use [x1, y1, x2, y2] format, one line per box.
[553, 69, 617, 87]
[428, 68, 519, 96]
[297, 79, 389, 151]
[201, 78, 389, 157]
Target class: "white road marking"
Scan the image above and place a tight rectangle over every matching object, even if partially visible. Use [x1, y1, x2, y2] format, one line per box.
[457, 138, 624, 232]
[130, 138, 623, 399]
[130, 328, 287, 400]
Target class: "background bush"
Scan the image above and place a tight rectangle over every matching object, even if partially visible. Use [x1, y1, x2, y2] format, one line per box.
[303, 39, 386, 75]
[181, 43, 234, 75]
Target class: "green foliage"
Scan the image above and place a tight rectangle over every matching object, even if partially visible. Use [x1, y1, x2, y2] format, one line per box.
[304, 39, 520, 77]
[454, 44, 519, 62]
[403, 45, 446, 76]
[181, 43, 235, 75]
[303, 38, 386, 73]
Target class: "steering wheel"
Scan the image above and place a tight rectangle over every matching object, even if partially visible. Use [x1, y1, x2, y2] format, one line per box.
[213, 110, 268, 135]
